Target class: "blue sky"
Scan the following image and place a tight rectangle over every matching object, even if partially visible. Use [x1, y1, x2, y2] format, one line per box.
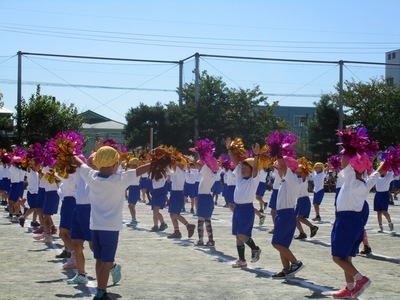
[1, 0, 399, 123]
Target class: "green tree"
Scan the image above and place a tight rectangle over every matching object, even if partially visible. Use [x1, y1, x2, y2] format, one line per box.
[307, 94, 347, 161]
[124, 102, 167, 150]
[17, 85, 83, 145]
[343, 78, 400, 149]
[0, 92, 13, 149]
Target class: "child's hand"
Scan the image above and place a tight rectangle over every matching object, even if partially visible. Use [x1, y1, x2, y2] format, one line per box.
[225, 137, 232, 149]
[252, 143, 260, 155]
[95, 138, 104, 151]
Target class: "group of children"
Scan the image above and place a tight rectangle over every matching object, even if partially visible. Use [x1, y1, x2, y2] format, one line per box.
[1, 127, 398, 300]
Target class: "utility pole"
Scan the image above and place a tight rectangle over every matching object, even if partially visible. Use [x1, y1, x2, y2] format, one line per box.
[17, 51, 22, 144]
[194, 53, 200, 142]
[338, 60, 344, 143]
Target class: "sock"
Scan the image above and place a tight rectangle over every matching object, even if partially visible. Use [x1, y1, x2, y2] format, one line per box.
[197, 219, 204, 241]
[237, 244, 245, 261]
[174, 227, 179, 232]
[354, 272, 363, 281]
[79, 273, 86, 277]
[205, 219, 213, 241]
[244, 237, 258, 250]
[346, 282, 355, 291]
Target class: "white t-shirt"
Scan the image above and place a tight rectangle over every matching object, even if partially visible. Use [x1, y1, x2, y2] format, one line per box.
[170, 167, 185, 191]
[26, 170, 39, 194]
[311, 171, 325, 192]
[336, 164, 379, 212]
[185, 168, 197, 184]
[375, 171, 394, 192]
[198, 164, 214, 194]
[233, 165, 258, 204]
[276, 169, 301, 210]
[76, 172, 90, 205]
[59, 172, 78, 198]
[79, 164, 139, 231]
[297, 178, 309, 198]
[225, 169, 236, 186]
[272, 169, 281, 190]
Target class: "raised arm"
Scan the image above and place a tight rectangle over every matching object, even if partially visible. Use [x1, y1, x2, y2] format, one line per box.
[252, 143, 260, 178]
[135, 163, 151, 177]
[226, 137, 239, 166]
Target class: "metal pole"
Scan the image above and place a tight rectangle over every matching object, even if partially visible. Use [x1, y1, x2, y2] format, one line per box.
[17, 51, 22, 144]
[150, 127, 153, 150]
[179, 61, 183, 107]
[338, 60, 344, 143]
[194, 53, 200, 142]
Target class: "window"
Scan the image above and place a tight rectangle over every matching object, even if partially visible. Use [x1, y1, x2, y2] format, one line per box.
[388, 54, 391, 60]
[294, 115, 308, 127]
[393, 52, 396, 59]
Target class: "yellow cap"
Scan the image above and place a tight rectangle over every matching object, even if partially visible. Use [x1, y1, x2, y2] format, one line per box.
[243, 158, 254, 168]
[93, 146, 120, 169]
[314, 162, 324, 168]
[129, 158, 139, 166]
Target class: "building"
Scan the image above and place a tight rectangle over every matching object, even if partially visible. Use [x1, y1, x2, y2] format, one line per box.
[0, 106, 14, 139]
[385, 49, 400, 85]
[79, 110, 126, 155]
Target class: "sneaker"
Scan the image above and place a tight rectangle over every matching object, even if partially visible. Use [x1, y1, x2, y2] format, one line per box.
[190, 208, 194, 214]
[294, 233, 307, 240]
[149, 226, 159, 232]
[62, 258, 77, 269]
[159, 222, 168, 232]
[312, 216, 321, 222]
[33, 233, 45, 240]
[205, 240, 215, 247]
[351, 276, 371, 298]
[360, 245, 372, 255]
[39, 234, 53, 244]
[67, 274, 88, 285]
[194, 240, 204, 246]
[11, 216, 19, 223]
[378, 225, 384, 232]
[56, 249, 71, 259]
[110, 263, 121, 284]
[232, 259, 247, 268]
[18, 216, 25, 227]
[264, 202, 268, 209]
[259, 216, 265, 226]
[286, 261, 304, 276]
[93, 292, 112, 300]
[258, 209, 264, 213]
[31, 221, 40, 227]
[310, 226, 319, 238]
[251, 248, 261, 263]
[51, 226, 57, 234]
[32, 227, 44, 234]
[167, 231, 182, 239]
[186, 224, 196, 238]
[389, 222, 394, 231]
[268, 228, 274, 234]
[389, 201, 395, 205]
[271, 270, 287, 279]
[332, 287, 353, 299]
[126, 220, 138, 227]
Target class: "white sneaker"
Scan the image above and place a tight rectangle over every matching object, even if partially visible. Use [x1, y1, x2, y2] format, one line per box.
[389, 222, 394, 231]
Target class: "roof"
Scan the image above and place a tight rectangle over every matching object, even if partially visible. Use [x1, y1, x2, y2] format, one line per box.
[82, 120, 124, 130]
[0, 107, 13, 115]
[79, 110, 112, 124]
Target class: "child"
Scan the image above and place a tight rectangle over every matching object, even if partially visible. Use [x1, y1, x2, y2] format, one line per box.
[255, 168, 268, 213]
[311, 162, 326, 222]
[125, 158, 141, 227]
[267, 163, 280, 234]
[184, 163, 197, 214]
[374, 170, 395, 232]
[211, 166, 223, 205]
[227, 138, 262, 268]
[294, 159, 319, 239]
[271, 156, 304, 279]
[74, 145, 150, 300]
[149, 173, 168, 232]
[18, 163, 40, 227]
[331, 156, 385, 298]
[166, 161, 196, 239]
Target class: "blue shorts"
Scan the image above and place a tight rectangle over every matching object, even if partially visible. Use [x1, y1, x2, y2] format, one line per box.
[211, 181, 222, 195]
[197, 194, 214, 219]
[18, 181, 24, 198]
[168, 190, 184, 214]
[295, 196, 311, 218]
[127, 185, 140, 205]
[184, 182, 196, 198]
[140, 177, 152, 191]
[313, 189, 325, 205]
[331, 211, 363, 259]
[151, 186, 167, 210]
[194, 182, 199, 198]
[9, 182, 22, 201]
[2, 177, 10, 193]
[59, 196, 76, 230]
[37, 187, 45, 209]
[374, 191, 390, 212]
[27, 192, 39, 209]
[268, 189, 278, 210]
[390, 180, 400, 191]
[224, 185, 235, 203]
[92, 230, 119, 263]
[42, 190, 60, 215]
[71, 204, 92, 241]
[272, 208, 296, 248]
[165, 181, 172, 192]
[232, 203, 255, 237]
[256, 182, 267, 197]
[359, 201, 369, 226]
